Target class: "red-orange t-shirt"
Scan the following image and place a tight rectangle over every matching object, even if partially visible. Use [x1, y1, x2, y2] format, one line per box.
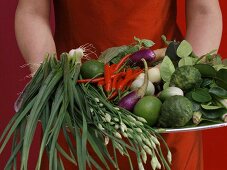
[42, 0, 203, 169]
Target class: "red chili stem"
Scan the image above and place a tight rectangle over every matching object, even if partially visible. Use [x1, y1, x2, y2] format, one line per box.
[107, 91, 118, 100]
[114, 55, 130, 72]
[97, 80, 105, 86]
[117, 70, 143, 91]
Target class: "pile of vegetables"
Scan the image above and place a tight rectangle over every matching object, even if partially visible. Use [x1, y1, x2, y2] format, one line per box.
[1, 37, 227, 170]
[0, 39, 171, 170]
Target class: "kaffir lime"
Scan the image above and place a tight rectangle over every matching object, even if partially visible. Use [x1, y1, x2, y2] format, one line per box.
[133, 96, 162, 126]
[80, 60, 104, 79]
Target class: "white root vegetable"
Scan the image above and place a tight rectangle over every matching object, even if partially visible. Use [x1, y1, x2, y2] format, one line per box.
[158, 87, 184, 101]
[137, 67, 161, 83]
[148, 67, 161, 83]
[130, 78, 155, 96]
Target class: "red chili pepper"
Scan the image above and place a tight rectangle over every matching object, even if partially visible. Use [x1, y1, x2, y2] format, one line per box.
[112, 72, 125, 90]
[114, 55, 130, 73]
[104, 64, 112, 93]
[107, 91, 118, 100]
[77, 77, 104, 83]
[97, 80, 105, 86]
[110, 64, 117, 74]
[117, 70, 143, 91]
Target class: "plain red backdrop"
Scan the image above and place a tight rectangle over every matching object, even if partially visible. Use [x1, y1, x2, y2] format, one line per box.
[0, 0, 227, 169]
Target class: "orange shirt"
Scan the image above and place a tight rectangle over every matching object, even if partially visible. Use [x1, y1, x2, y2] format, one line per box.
[54, 0, 182, 54]
[41, 0, 203, 169]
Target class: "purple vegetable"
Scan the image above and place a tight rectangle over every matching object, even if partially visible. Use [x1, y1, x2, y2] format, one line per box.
[118, 59, 148, 111]
[129, 49, 156, 64]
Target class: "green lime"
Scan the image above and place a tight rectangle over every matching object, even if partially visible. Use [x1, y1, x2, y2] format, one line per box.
[133, 96, 162, 126]
[80, 60, 104, 79]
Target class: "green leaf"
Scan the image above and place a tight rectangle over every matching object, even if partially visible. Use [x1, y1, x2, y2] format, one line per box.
[209, 86, 227, 98]
[163, 82, 170, 89]
[194, 64, 216, 78]
[98, 45, 129, 64]
[201, 108, 227, 119]
[200, 78, 213, 88]
[160, 56, 175, 82]
[161, 35, 172, 45]
[134, 36, 155, 48]
[215, 69, 227, 90]
[176, 40, 192, 58]
[213, 64, 227, 71]
[201, 104, 223, 110]
[141, 39, 155, 47]
[192, 88, 212, 103]
[178, 57, 196, 67]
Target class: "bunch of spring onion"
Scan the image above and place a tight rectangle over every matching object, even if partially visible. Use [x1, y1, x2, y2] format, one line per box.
[0, 47, 170, 170]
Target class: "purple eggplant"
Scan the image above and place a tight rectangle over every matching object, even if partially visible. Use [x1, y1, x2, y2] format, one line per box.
[129, 49, 156, 65]
[118, 58, 148, 111]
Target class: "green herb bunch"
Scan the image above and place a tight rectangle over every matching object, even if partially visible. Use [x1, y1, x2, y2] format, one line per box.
[0, 52, 170, 170]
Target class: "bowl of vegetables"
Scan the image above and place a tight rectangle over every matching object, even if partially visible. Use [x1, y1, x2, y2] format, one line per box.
[1, 37, 227, 170]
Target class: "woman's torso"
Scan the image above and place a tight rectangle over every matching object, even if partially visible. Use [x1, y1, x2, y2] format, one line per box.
[48, 1, 203, 169]
[54, 0, 181, 54]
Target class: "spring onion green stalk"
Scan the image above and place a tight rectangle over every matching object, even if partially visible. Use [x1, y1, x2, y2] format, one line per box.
[1, 47, 170, 170]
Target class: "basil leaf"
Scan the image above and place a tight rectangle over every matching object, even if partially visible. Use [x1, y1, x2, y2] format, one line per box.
[192, 88, 212, 103]
[200, 78, 213, 88]
[215, 69, 227, 90]
[194, 64, 216, 78]
[201, 104, 223, 110]
[163, 82, 170, 89]
[201, 108, 227, 119]
[178, 57, 196, 67]
[176, 40, 192, 58]
[213, 64, 227, 71]
[209, 86, 227, 98]
[161, 35, 172, 45]
[98, 45, 129, 64]
[141, 39, 155, 48]
[160, 56, 175, 82]
[134, 36, 155, 48]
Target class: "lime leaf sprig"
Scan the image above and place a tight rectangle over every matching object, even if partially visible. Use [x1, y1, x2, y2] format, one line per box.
[177, 40, 193, 58]
[134, 36, 155, 48]
[160, 56, 175, 89]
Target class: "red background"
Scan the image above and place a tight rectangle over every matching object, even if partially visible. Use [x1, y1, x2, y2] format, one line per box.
[0, 0, 227, 169]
